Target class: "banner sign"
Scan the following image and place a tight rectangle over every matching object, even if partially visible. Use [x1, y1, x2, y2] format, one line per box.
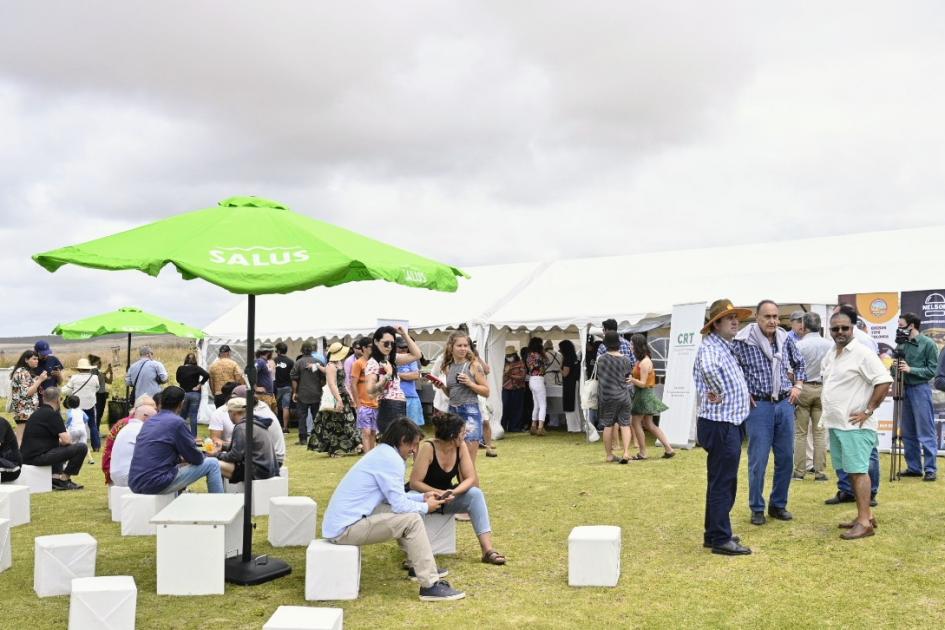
[659, 302, 706, 448]
[901, 290, 945, 451]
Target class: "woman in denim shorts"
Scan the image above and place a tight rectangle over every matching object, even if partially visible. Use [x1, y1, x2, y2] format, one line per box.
[431, 330, 491, 465]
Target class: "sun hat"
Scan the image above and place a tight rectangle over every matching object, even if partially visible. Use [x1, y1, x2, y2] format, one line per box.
[505, 345, 518, 355]
[227, 397, 247, 411]
[328, 342, 350, 362]
[76, 358, 93, 370]
[258, 342, 275, 352]
[701, 299, 753, 335]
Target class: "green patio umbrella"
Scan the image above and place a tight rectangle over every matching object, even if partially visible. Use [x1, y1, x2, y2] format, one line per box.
[52, 306, 206, 404]
[34, 195, 467, 586]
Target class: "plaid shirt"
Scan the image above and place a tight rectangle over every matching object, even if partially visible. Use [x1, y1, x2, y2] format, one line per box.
[731, 333, 806, 400]
[596, 337, 638, 370]
[694, 333, 751, 424]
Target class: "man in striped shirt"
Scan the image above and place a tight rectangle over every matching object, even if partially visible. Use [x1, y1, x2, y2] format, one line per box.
[694, 299, 753, 556]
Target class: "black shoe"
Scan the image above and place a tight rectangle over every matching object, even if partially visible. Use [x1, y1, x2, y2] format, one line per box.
[814, 473, 829, 481]
[64, 480, 84, 490]
[824, 492, 855, 505]
[407, 566, 449, 581]
[298, 435, 308, 445]
[924, 472, 937, 482]
[751, 511, 766, 526]
[51, 478, 70, 491]
[768, 507, 793, 521]
[901, 470, 923, 477]
[418, 580, 465, 601]
[807, 467, 815, 474]
[703, 535, 740, 548]
[870, 496, 878, 507]
[791, 473, 805, 480]
[711, 540, 752, 556]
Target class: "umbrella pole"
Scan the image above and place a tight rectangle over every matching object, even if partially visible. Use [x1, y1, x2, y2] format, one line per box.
[125, 333, 132, 400]
[225, 294, 291, 585]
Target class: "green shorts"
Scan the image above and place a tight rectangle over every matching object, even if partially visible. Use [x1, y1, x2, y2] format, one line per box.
[829, 428, 878, 474]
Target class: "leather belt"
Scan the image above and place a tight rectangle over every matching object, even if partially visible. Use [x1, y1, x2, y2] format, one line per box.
[804, 380, 822, 385]
[756, 392, 791, 402]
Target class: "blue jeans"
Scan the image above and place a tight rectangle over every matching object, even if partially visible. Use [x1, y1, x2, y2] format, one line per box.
[84, 406, 100, 451]
[182, 391, 202, 436]
[442, 487, 491, 536]
[745, 399, 795, 513]
[405, 397, 425, 426]
[901, 382, 937, 474]
[159, 458, 223, 494]
[835, 447, 880, 496]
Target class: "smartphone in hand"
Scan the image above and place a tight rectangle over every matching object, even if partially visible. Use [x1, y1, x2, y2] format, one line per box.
[424, 374, 444, 388]
[435, 489, 454, 500]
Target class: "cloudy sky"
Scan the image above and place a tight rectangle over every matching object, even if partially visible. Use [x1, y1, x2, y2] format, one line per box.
[1, 1, 944, 337]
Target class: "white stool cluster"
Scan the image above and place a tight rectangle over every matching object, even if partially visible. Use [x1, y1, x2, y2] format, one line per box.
[0, 484, 30, 527]
[34, 533, 98, 597]
[305, 540, 360, 601]
[568, 525, 621, 587]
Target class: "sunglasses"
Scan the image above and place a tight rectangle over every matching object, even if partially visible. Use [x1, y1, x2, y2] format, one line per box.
[379, 340, 393, 347]
[829, 325, 852, 333]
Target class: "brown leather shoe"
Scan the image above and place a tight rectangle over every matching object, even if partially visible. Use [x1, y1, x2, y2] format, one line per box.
[839, 522, 875, 540]
[839, 517, 877, 529]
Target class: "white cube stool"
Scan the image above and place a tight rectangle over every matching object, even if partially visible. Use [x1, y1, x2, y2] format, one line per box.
[18, 464, 52, 494]
[225, 476, 289, 516]
[68, 575, 137, 630]
[109, 485, 133, 523]
[0, 484, 31, 527]
[120, 493, 176, 536]
[264, 606, 343, 630]
[422, 512, 457, 556]
[34, 533, 98, 597]
[0, 518, 11, 573]
[279, 466, 289, 479]
[568, 525, 621, 587]
[268, 497, 317, 547]
[305, 540, 360, 601]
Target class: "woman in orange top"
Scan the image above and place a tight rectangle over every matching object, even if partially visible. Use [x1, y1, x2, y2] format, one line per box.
[627, 334, 674, 460]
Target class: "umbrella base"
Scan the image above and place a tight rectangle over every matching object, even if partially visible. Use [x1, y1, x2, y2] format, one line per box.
[224, 555, 291, 586]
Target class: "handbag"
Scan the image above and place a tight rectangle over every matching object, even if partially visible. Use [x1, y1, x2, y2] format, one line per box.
[318, 387, 336, 412]
[581, 362, 599, 411]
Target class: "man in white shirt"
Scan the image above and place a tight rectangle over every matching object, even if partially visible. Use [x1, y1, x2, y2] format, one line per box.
[821, 306, 892, 540]
[211, 384, 285, 467]
[109, 402, 158, 486]
[793, 313, 834, 481]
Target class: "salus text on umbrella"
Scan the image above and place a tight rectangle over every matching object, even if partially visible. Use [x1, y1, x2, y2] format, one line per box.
[209, 247, 310, 267]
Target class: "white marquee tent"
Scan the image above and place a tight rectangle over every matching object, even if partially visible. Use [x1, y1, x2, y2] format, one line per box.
[203, 225, 945, 430]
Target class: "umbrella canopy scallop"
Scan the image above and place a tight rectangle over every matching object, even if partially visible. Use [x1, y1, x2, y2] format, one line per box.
[52, 306, 205, 340]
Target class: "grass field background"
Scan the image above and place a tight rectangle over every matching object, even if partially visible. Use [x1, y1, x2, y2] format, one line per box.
[2, 424, 944, 629]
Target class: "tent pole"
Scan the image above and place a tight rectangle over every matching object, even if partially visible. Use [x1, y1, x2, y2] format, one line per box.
[125, 333, 132, 400]
[225, 293, 291, 585]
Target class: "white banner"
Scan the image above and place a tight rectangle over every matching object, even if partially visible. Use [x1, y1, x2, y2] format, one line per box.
[659, 302, 707, 448]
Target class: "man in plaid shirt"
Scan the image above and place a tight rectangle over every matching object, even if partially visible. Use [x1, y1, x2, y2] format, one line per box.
[732, 300, 806, 526]
[694, 299, 753, 556]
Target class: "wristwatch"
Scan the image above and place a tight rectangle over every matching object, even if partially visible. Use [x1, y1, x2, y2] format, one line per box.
[864, 408, 874, 416]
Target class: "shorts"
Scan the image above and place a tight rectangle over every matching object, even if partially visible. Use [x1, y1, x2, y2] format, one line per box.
[449, 403, 483, 443]
[377, 399, 407, 435]
[276, 386, 293, 410]
[829, 428, 878, 474]
[356, 406, 379, 432]
[405, 397, 425, 426]
[598, 397, 632, 427]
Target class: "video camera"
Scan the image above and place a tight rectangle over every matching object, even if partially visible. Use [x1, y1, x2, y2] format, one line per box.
[895, 326, 911, 345]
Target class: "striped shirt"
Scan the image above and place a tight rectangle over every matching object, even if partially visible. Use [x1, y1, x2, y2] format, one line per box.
[731, 334, 806, 400]
[596, 353, 632, 403]
[693, 333, 751, 425]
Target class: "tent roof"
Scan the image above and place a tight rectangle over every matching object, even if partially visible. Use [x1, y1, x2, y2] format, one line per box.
[203, 225, 945, 341]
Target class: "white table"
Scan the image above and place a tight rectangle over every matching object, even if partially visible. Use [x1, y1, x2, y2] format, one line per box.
[151, 494, 244, 595]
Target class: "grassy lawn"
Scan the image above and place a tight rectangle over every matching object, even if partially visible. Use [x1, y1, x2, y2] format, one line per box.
[2, 429, 944, 629]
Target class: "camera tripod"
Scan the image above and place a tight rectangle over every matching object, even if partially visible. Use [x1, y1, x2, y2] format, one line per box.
[889, 349, 906, 482]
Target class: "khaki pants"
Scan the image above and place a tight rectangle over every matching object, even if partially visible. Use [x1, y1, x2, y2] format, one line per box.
[331, 504, 438, 588]
[794, 383, 826, 474]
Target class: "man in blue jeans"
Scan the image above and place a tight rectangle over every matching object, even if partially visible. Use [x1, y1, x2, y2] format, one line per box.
[894, 312, 940, 481]
[128, 386, 223, 495]
[732, 300, 806, 526]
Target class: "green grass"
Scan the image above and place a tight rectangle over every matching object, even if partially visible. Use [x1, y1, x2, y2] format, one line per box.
[2, 429, 944, 629]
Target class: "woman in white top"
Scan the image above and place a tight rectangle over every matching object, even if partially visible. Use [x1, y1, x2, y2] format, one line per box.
[63, 358, 102, 453]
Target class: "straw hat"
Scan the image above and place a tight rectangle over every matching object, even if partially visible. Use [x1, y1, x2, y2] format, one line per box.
[328, 342, 350, 362]
[701, 299, 752, 335]
[76, 358, 93, 371]
[505, 345, 518, 355]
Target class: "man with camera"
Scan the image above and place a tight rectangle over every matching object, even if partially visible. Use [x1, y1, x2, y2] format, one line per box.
[894, 313, 940, 481]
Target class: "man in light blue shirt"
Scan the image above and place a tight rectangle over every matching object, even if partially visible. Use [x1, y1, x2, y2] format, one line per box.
[322, 418, 465, 601]
[125, 346, 168, 400]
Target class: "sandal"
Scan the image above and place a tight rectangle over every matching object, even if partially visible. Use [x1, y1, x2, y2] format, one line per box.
[482, 549, 507, 565]
[486, 448, 498, 457]
[662, 451, 676, 459]
[606, 456, 621, 463]
[631, 454, 648, 461]
[619, 457, 629, 464]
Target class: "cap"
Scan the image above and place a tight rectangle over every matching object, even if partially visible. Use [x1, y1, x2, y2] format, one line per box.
[227, 397, 247, 411]
[789, 310, 805, 322]
[34, 340, 52, 355]
[232, 384, 248, 398]
[258, 343, 275, 352]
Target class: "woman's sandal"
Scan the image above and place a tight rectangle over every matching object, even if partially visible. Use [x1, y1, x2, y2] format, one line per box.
[631, 454, 648, 461]
[662, 451, 676, 459]
[482, 549, 507, 565]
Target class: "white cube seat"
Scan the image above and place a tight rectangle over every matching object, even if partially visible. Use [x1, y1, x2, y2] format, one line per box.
[34, 533, 98, 597]
[268, 497, 317, 547]
[225, 475, 289, 516]
[279, 466, 288, 478]
[422, 512, 457, 556]
[305, 540, 360, 601]
[68, 575, 137, 630]
[17, 464, 52, 494]
[0, 484, 31, 527]
[568, 525, 621, 587]
[264, 606, 343, 630]
[120, 493, 176, 536]
[108, 485, 133, 523]
[0, 518, 10, 573]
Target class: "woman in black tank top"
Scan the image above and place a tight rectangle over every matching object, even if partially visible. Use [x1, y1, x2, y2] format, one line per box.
[409, 413, 507, 565]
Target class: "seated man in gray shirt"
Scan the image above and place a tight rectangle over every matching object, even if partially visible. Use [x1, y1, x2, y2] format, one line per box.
[211, 397, 279, 483]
